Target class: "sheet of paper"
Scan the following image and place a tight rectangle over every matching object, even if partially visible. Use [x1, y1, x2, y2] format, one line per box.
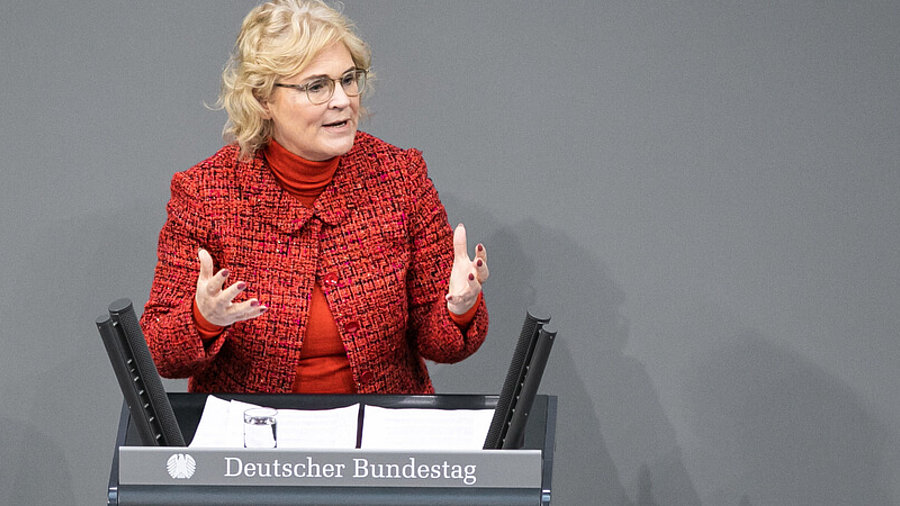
[360, 406, 495, 450]
[273, 404, 359, 449]
[189, 395, 243, 447]
[188, 395, 360, 450]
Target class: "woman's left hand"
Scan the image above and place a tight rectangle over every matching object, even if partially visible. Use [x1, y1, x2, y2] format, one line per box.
[445, 223, 489, 315]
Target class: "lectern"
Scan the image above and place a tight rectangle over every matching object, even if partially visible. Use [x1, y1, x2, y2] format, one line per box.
[107, 393, 557, 505]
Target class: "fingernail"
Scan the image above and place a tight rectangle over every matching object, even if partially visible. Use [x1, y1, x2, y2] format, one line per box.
[468, 273, 475, 281]
[477, 244, 483, 252]
[237, 282, 246, 290]
[250, 300, 259, 307]
[259, 306, 268, 312]
[221, 269, 230, 278]
[476, 259, 483, 267]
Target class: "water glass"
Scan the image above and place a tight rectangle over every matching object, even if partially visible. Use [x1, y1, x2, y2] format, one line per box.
[243, 407, 278, 448]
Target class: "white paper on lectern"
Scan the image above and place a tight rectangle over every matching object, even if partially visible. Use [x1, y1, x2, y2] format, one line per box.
[273, 404, 359, 449]
[360, 406, 495, 450]
[189, 395, 242, 447]
[188, 395, 359, 449]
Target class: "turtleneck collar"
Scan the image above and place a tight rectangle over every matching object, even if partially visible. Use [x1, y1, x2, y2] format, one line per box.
[264, 139, 340, 207]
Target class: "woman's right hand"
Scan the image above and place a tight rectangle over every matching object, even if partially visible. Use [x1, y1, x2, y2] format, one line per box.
[195, 248, 267, 327]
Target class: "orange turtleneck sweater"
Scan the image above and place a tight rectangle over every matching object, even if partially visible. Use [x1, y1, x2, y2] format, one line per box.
[193, 139, 478, 393]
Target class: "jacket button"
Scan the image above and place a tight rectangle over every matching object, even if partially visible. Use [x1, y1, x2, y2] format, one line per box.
[360, 371, 374, 384]
[322, 272, 338, 287]
[345, 320, 360, 333]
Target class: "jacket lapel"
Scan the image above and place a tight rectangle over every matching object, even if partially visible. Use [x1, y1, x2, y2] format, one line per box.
[235, 139, 376, 233]
[235, 151, 314, 235]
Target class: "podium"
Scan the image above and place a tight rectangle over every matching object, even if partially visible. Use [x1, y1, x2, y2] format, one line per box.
[107, 393, 557, 505]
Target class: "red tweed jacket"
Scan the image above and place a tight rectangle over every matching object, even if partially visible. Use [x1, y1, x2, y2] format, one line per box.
[140, 131, 488, 394]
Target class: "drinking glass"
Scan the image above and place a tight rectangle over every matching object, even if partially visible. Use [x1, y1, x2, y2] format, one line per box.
[243, 407, 278, 448]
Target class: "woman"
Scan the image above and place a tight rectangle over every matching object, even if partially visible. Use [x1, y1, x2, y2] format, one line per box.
[140, 0, 488, 394]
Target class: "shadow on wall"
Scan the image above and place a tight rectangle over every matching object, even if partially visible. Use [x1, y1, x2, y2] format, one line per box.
[683, 329, 894, 506]
[0, 416, 75, 505]
[0, 200, 162, 505]
[431, 196, 701, 506]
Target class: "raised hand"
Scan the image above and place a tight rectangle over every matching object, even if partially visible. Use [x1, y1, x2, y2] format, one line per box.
[445, 223, 489, 315]
[195, 248, 267, 327]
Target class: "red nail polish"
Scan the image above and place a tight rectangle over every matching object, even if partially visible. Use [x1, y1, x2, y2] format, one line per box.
[468, 273, 475, 281]
[477, 259, 483, 267]
[237, 282, 246, 290]
[221, 269, 230, 278]
[477, 244, 483, 252]
[250, 300, 259, 307]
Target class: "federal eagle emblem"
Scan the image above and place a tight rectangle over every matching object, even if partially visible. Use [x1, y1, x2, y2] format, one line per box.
[166, 453, 197, 479]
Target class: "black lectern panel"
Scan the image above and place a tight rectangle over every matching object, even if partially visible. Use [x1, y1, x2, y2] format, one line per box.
[108, 393, 556, 506]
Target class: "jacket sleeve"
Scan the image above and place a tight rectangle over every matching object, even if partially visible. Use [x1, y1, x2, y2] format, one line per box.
[140, 171, 229, 378]
[403, 150, 488, 363]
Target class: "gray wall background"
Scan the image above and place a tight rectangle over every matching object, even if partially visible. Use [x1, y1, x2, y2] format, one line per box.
[1, 1, 898, 505]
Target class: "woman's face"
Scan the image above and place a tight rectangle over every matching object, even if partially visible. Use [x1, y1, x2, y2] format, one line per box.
[264, 43, 360, 161]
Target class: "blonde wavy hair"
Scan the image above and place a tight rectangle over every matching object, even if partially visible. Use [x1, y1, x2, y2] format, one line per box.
[218, 0, 371, 159]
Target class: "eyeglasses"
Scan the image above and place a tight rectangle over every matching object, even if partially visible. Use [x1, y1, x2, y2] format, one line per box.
[273, 69, 368, 105]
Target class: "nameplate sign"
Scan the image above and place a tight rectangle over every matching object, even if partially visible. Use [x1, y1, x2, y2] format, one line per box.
[119, 448, 542, 489]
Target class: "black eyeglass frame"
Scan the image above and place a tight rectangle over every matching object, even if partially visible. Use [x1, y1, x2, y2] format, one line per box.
[273, 69, 368, 105]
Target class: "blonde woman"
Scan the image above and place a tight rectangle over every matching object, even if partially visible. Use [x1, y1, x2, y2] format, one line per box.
[141, 0, 489, 394]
